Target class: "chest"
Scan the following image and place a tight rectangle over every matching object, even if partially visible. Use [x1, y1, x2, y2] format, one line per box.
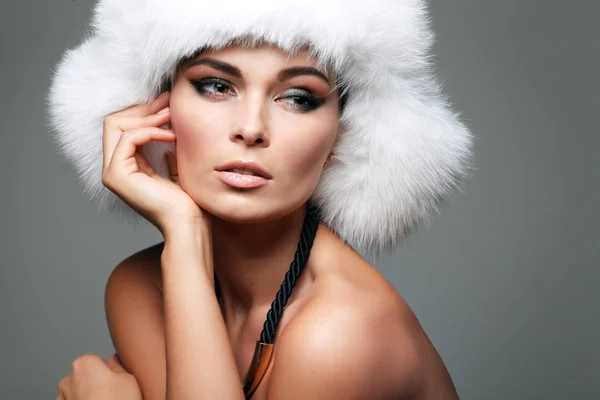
[225, 298, 306, 399]
[225, 321, 274, 399]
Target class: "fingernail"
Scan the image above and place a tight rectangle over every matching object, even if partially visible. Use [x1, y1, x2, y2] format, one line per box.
[158, 107, 170, 115]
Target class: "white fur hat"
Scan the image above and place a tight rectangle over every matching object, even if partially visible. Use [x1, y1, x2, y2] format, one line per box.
[47, 0, 474, 257]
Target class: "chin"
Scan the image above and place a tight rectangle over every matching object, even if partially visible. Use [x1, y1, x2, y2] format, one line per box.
[194, 194, 281, 224]
[196, 192, 308, 225]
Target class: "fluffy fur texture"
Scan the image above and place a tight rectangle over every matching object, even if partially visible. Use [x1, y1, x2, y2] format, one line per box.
[47, 0, 474, 258]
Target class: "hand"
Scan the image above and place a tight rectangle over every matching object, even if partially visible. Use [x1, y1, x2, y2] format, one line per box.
[101, 91, 207, 235]
[57, 353, 142, 400]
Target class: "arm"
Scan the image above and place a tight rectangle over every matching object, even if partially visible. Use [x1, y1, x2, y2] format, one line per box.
[159, 226, 245, 400]
[105, 232, 244, 400]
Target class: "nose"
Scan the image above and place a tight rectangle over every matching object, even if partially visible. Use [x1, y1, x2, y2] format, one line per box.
[230, 93, 270, 147]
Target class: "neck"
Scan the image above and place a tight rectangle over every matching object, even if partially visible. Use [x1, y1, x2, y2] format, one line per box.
[210, 203, 308, 315]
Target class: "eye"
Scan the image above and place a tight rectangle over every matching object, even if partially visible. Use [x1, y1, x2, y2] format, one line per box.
[190, 78, 235, 97]
[276, 88, 325, 112]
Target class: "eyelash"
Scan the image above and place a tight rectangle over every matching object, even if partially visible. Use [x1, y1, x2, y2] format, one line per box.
[189, 77, 325, 112]
[191, 77, 234, 97]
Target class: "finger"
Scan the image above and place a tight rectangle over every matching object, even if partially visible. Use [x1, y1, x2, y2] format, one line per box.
[71, 353, 113, 375]
[57, 376, 69, 400]
[106, 353, 127, 373]
[165, 152, 178, 182]
[102, 109, 171, 173]
[134, 149, 156, 177]
[106, 109, 170, 133]
[106, 127, 175, 175]
[112, 91, 170, 117]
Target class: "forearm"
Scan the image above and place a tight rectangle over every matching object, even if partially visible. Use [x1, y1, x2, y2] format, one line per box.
[161, 227, 245, 400]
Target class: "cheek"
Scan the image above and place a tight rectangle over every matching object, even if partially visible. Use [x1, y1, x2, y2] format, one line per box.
[169, 97, 230, 166]
[278, 114, 338, 181]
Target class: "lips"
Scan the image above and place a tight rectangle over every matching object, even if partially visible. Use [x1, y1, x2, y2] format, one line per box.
[227, 168, 260, 176]
[215, 161, 272, 179]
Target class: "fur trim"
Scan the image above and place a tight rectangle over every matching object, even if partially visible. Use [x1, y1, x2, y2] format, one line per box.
[47, 0, 474, 257]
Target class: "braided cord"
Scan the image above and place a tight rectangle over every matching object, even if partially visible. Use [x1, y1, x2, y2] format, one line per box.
[213, 204, 321, 344]
[259, 204, 320, 344]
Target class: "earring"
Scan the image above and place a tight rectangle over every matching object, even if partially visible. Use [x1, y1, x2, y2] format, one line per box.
[323, 153, 334, 170]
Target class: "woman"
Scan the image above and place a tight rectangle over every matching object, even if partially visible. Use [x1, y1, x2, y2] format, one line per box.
[50, 1, 474, 399]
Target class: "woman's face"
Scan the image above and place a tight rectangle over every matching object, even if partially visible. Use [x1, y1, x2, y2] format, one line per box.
[169, 44, 340, 223]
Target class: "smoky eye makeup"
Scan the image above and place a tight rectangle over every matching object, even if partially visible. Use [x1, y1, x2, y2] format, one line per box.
[189, 77, 235, 97]
[188, 76, 327, 112]
[275, 88, 325, 112]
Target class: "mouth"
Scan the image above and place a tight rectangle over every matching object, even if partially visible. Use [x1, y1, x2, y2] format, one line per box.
[224, 168, 262, 176]
[215, 161, 272, 179]
[215, 170, 270, 189]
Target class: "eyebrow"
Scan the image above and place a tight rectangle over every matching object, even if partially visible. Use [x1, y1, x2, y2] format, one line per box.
[279, 67, 332, 87]
[187, 58, 242, 78]
[186, 57, 332, 87]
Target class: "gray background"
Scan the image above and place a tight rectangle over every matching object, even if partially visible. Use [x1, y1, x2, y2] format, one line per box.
[1, 0, 598, 398]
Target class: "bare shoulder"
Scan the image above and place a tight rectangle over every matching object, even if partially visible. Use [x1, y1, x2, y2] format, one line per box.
[104, 241, 167, 400]
[267, 226, 459, 399]
[106, 242, 165, 291]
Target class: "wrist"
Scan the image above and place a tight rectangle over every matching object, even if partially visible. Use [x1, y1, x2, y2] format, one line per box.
[161, 224, 214, 276]
[161, 215, 211, 243]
